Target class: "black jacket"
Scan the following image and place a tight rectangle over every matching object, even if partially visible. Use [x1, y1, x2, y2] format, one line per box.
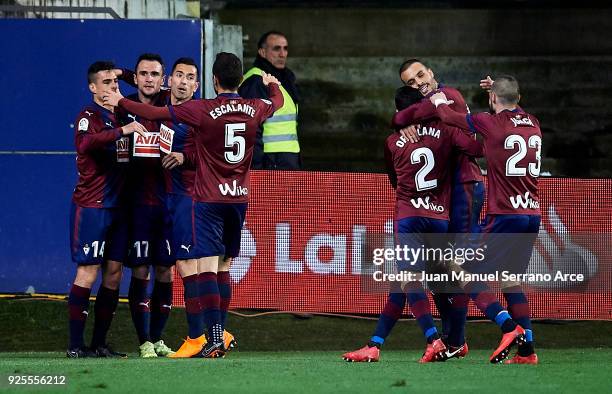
[238, 55, 300, 104]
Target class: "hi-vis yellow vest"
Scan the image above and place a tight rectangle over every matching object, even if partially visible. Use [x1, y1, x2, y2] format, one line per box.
[241, 67, 300, 153]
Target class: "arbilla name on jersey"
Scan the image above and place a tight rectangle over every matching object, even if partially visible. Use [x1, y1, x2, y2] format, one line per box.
[510, 192, 540, 209]
[116, 137, 130, 162]
[219, 180, 248, 197]
[410, 196, 444, 212]
[159, 124, 174, 154]
[511, 115, 534, 127]
[133, 132, 161, 157]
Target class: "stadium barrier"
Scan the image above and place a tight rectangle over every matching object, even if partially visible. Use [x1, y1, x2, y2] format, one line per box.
[172, 171, 612, 320]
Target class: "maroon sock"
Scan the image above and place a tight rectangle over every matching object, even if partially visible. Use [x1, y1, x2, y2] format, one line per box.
[68, 284, 91, 349]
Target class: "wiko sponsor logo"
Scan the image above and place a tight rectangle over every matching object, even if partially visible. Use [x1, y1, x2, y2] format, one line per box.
[410, 196, 444, 213]
[219, 180, 248, 197]
[510, 192, 540, 209]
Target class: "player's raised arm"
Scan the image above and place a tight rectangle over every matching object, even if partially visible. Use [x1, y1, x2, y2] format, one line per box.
[261, 72, 284, 111]
[104, 88, 173, 121]
[431, 92, 471, 131]
[479, 75, 494, 92]
[76, 119, 147, 154]
[113, 68, 137, 88]
[391, 100, 437, 129]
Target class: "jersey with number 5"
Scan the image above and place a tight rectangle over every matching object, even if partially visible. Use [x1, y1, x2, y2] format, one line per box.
[467, 109, 542, 215]
[170, 93, 276, 203]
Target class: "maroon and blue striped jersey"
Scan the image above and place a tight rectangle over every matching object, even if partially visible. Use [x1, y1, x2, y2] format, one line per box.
[391, 85, 483, 184]
[385, 119, 483, 221]
[72, 103, 129, 208]
[118, 93, 167, 206]
[437, 105, 542, 215]
[160, 96, 196, 196]
[117, 84, 283, 203]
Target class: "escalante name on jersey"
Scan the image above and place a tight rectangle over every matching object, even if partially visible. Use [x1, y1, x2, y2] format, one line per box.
[209, 102, 256, 120]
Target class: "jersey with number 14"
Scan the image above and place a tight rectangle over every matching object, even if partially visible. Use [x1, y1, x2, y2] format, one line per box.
[169, 92, 277, 203]
[467, 109, 542, 215]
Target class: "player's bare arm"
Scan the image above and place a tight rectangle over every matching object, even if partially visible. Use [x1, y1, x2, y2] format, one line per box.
[391, 100, 438, 130]
[161, 152, 185, 170]
[399, 125, 421, 143]
[103, 87, 124, 107]
[121, 121, 148, 137]
[480, 75, 494, 92]
[261, 72, 281, 86]
[430, 92, 471, 130]
[111, 97, 173, 121]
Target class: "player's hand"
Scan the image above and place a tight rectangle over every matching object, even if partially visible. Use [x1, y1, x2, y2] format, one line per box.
[430, 92, 452, 107]
[399, 125, 420, 143]
[479, 75, 494, 91]
[103, 88, 124, 107]
[262, 72, 281, 86]
[112, 68, 123, 78]
[121, 121, 147, 137]
[161, 152, 185, 169]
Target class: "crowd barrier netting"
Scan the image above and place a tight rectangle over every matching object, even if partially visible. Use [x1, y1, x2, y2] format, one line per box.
[171, 171, 612, 320]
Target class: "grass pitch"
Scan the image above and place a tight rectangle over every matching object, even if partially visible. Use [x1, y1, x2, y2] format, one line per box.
[1, 300, 611, 393]
[1, 350, 611, 393]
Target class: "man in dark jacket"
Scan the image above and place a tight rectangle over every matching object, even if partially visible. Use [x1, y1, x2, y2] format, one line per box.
[239, 31, 302, 170]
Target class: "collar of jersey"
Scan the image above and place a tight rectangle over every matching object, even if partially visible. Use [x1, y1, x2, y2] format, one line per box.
[90, 100, 114, 114]
[218, 93, 241, 98]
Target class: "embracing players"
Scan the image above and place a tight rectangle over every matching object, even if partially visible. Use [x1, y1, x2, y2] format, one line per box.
[115, 54, 176, 358]
[104, 52, 283, 358]
[67, 61, 146, 358]
[431, 75, 541, 364]
[343, 86, 483, 363]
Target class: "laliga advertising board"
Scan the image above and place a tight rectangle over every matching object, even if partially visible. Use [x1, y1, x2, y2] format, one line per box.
[170, 172, 612, 320]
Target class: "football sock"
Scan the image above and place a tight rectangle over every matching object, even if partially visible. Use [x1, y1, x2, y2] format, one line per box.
[150, 280, 173, 342]
[68, 284, 91, 349]
[198, 272, 222, 343]
[217, 271, 232, 328]
[504, 289, 534, 355]
[405, 283, 439, 343]
[183, 274, 203, 339]
[91, 286, 119, 348]
[432, 292, 452, 337]
[128, 276, 150, 344]
[370, 291, 406, 347]
[465, 282, 517, 333]
[447, 293, 469, 347]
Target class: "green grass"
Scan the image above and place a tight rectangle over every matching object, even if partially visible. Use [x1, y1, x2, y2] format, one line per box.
[1, 299, 611, 352]
[1, 350, 611, 393]
[1, 300, 611, 393]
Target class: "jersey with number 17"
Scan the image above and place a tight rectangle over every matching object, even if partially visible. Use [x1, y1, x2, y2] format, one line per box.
[169, 92, 277, 203]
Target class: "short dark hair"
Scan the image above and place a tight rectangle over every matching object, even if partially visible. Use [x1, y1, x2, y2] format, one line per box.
[213, 52, 243, 90]
[171, 57, 199, 80]
[257, 30, 286, 49]
[395, 86, 423, 111]
[87, 61, 115, 83]
[398, 58, 427, 78]
[492, 74, 520, 105]
[135, 53, 164, 72]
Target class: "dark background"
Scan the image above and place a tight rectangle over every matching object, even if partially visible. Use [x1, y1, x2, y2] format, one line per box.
[215, 1, 612, 176]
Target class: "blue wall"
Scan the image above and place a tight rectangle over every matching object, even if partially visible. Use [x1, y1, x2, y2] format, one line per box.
[0, 19, 202, 294]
